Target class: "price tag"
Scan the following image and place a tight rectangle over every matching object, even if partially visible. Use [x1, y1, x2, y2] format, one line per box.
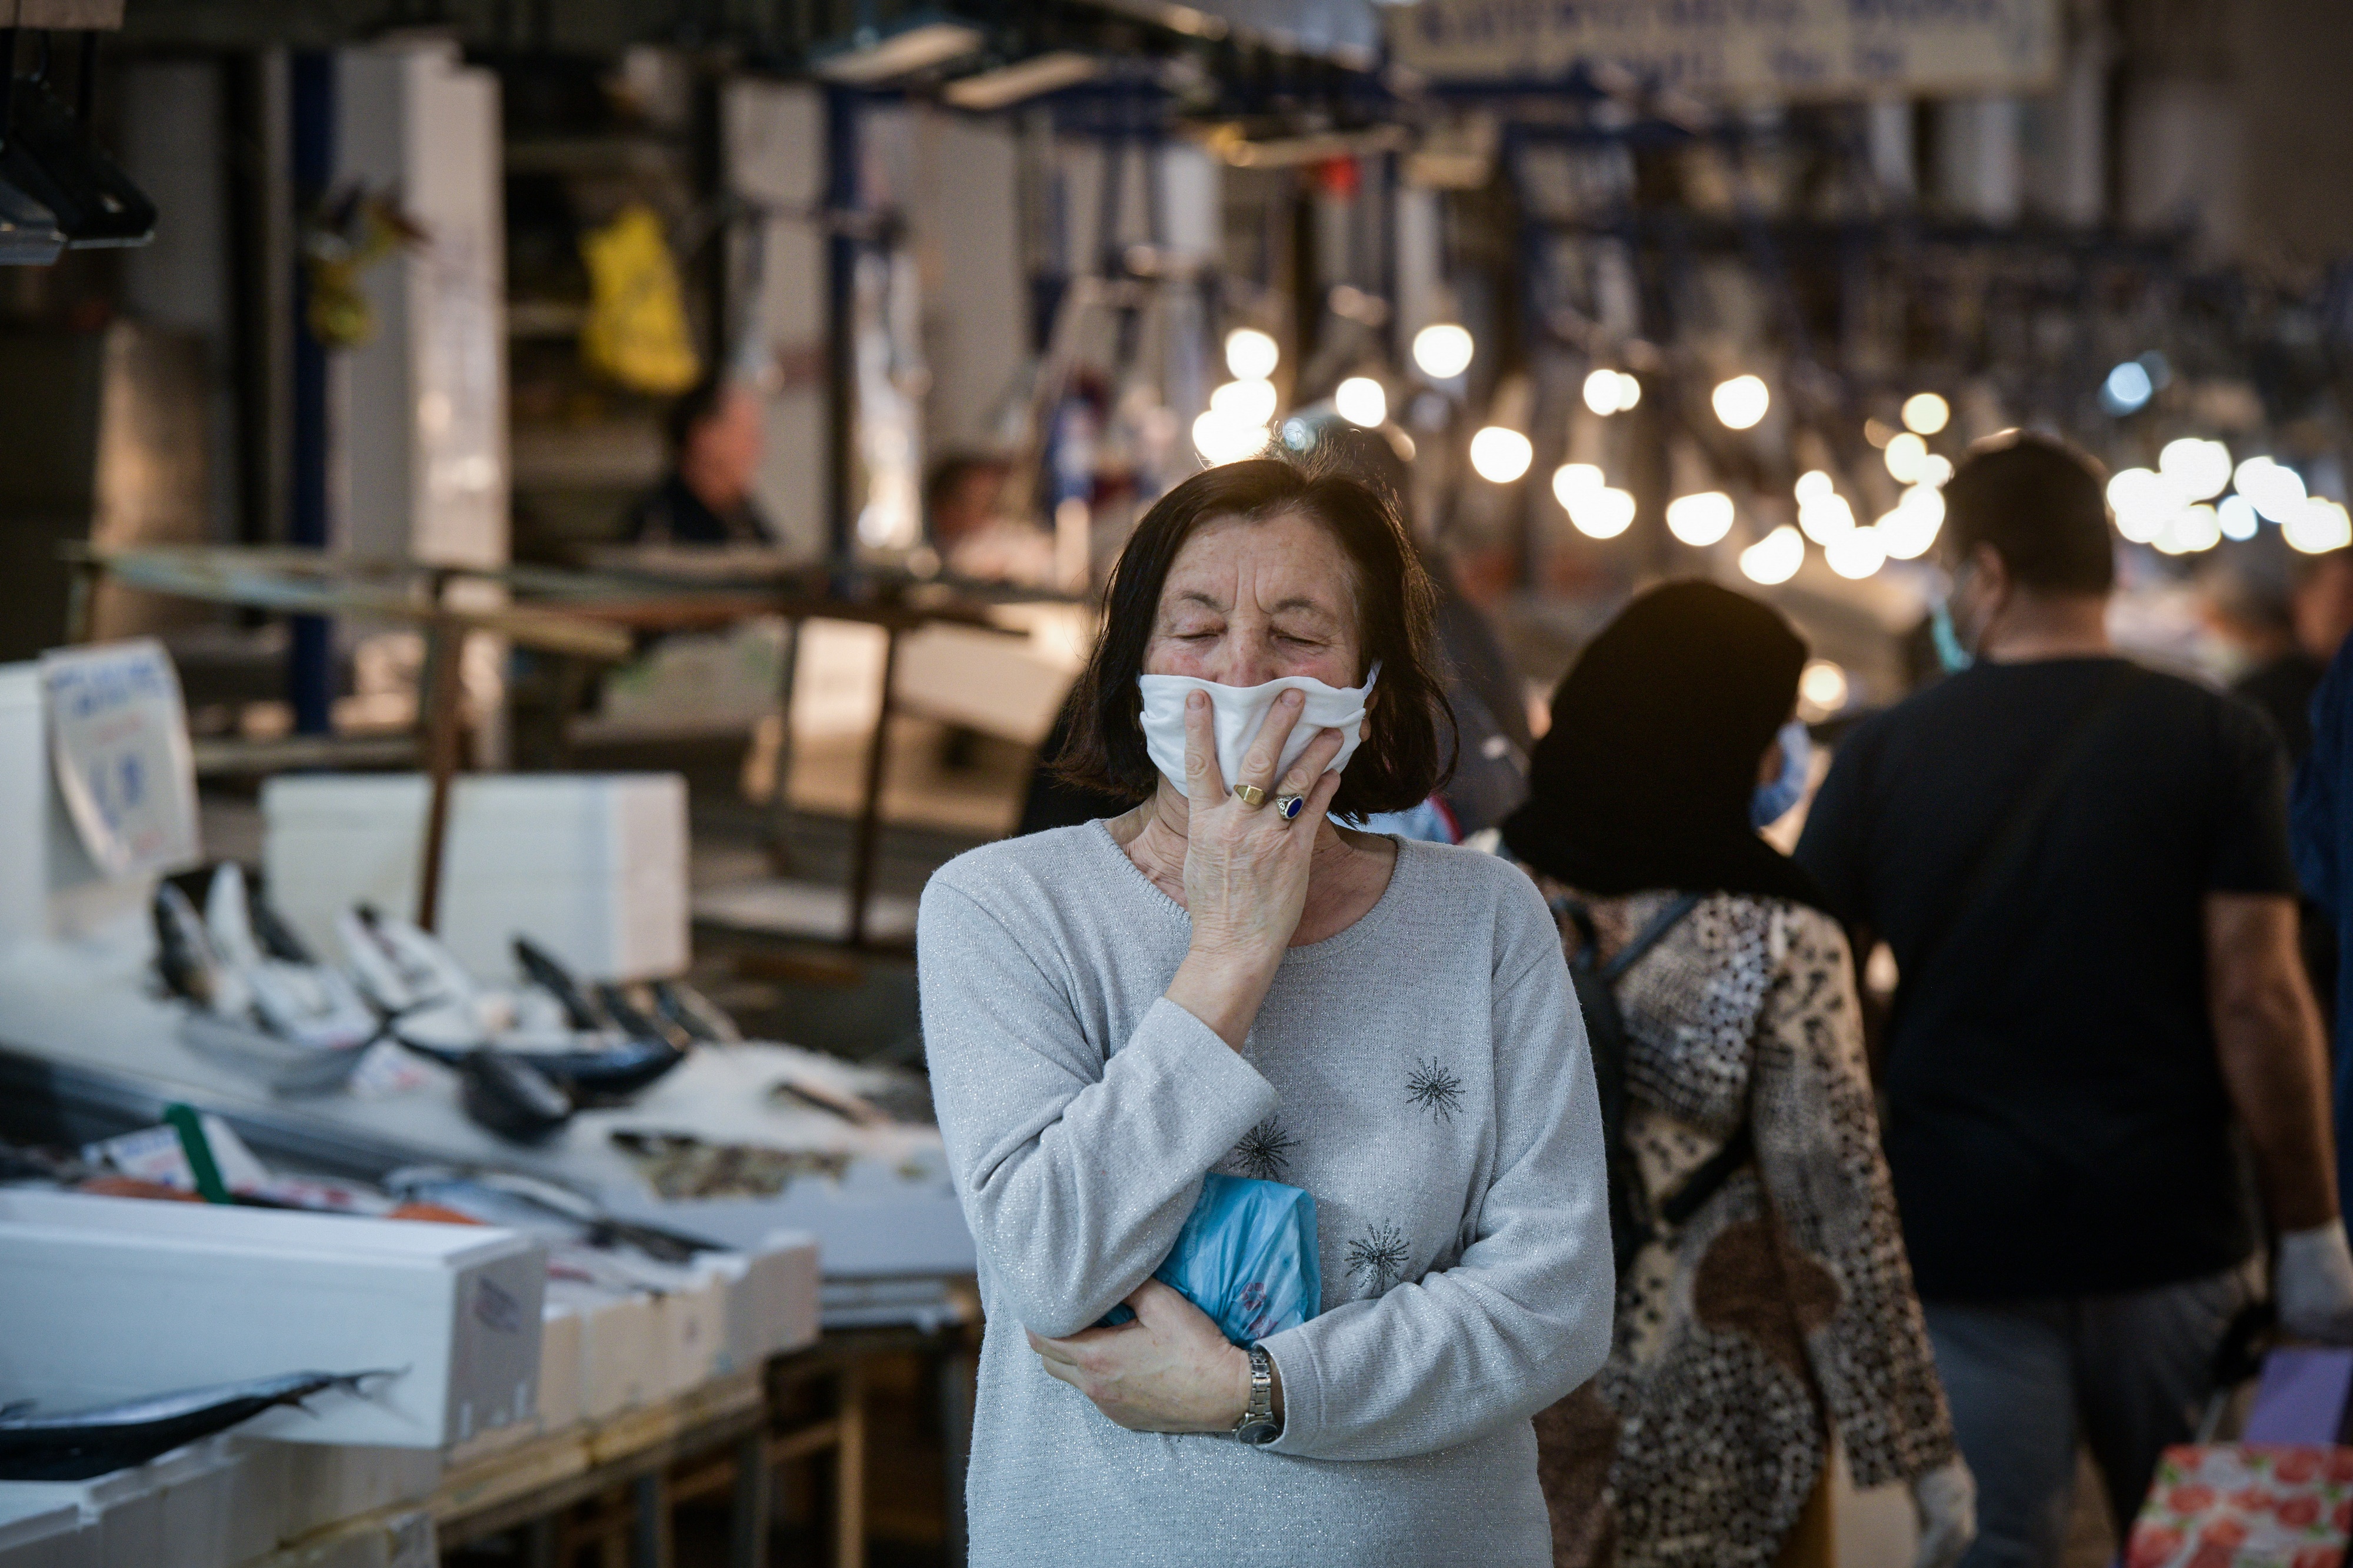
[40, 638, 199, 880]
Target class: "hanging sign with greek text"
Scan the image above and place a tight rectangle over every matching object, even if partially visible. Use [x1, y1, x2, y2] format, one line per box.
[1388, 0, 2059, 101]
[41, 638, 199, 880]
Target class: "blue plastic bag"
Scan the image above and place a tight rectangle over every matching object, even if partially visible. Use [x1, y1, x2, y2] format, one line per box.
[1101, 1173, 1322, 1345]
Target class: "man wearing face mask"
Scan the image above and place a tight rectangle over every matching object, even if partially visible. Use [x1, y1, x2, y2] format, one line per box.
[1797, 433, 2353, 1568]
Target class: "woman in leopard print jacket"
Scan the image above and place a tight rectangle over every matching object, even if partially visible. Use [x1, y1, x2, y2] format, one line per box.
[1502, 583, 1971, 1568]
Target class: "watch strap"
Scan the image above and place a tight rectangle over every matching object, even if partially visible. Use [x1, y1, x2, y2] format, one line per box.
[1233, 1345, 1279, 1444]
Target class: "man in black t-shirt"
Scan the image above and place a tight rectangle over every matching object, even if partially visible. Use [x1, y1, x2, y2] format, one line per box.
[1798, 434, 2353, 1568]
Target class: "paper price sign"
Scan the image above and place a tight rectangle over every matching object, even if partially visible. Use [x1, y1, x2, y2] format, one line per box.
[41, 639, 199, 880]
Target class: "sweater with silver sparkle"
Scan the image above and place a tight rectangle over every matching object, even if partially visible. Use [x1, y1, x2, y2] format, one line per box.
[918, 822, 1614, 1567]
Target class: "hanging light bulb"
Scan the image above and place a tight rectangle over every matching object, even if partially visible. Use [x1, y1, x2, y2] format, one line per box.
[1739, 525, 1805, 585]
[1877, 488, 1945, 560]
[1192, 411, 1268, 465]
[1565, 486, 1637, 539]
[1614, 372, 1642, 411]
[1224, 328, 1279, 382]
[1582, 369, 1621, 416]
[1412, 323, 1475, 379]
[1665, 491, 1736, 547]
[1901, 392, 1951, 435]
[1210, 378, 1278, 426]
[2286, 499, 2353, 555]
[2218, 494, 2259, 541]
[1794, 469, 1835, 504]
[1826, 525, 1888, 579]
[1798, 492, 1857, 546]
[2236, 456, 2308, 522]
[1884, 432, 1928, 483]
[1468, 426, 1533, 483]
[1334, 376, 1387, 428]
[1712, 375, 1770, 431]
[2158, 437, 2232, 501]
[1552, 463, 1604, 510]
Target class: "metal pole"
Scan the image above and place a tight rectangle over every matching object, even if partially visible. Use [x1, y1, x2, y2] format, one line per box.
[414, 609, 467, 933]
[845, 626, 897, 949]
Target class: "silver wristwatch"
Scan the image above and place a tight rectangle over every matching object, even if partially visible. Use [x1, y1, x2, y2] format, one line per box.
[1232, 1345, 1280, 1446]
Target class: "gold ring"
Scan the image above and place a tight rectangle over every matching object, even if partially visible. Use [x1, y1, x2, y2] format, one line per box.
[1231, 784, 1268, 807]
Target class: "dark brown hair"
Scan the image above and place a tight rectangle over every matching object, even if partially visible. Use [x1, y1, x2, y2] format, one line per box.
[1942, 431, 2117, 596]
[1052, 457, 1454, 819]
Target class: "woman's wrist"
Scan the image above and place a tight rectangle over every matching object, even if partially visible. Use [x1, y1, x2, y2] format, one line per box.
[1166, 946, 1282, 1051]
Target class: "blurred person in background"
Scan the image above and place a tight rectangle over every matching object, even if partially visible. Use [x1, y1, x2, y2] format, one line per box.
[625, 373, 774, 545]
[1504, 581, 1970, 1568]
[925, 451, 1054, 586]
[1797, 433, 2353, 1568]
[2229, 549, 2353, 764]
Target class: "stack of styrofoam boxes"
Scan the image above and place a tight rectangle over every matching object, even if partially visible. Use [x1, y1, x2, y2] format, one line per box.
[260, 773, 689, 985]
[0, 1191, 546, 1568]
[536, 1232, 819, 1430]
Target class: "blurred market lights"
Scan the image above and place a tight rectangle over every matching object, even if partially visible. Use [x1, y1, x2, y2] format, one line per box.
[1798, 492, 1857, 546]
[2102, 360, 2154, 415]
[1412, 323, 1475, 379]
[1826, 526, 1888, 579]
[1901, 393, 1950, 435]
[1665, 491, 1736, 547]
[2236, 456, 2309, 521]
[1712, 375, 1770, 431]
[2287, 499, 2353, 555]
[2152, 503, 2222, 555]
[1883, 432, 1928, 483]
[1918, 453, 1954, 488]
[1225, 328, 1279, 382]
[1794, 469, 1834, 503]
[1878, 488, 1944, 560]
[1210, 378, 1278, 426]
[1192, 410, 1268, 465]
[1582, 368, 1641, 416]
[2218, 495, 2260, 541]
[1561, 480, 1635, 539]
[1798, 659, 1849, 719]
[1334, 376, 1387, 428]
[2158, 438, 2232, 501]
[1468, 426, 1534, 483]
[1739, 525, 1804, 585]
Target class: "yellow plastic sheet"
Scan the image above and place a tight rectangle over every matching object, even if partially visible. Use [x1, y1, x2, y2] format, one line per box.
[579, 204, 701, 395]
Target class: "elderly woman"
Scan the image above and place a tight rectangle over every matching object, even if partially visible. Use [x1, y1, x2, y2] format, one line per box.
[1502, 582, 1971, 1568]
[918, 458, 1614, 1566]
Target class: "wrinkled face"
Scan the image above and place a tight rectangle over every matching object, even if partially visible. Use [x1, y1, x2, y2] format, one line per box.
[1142, 510, 1365, 688]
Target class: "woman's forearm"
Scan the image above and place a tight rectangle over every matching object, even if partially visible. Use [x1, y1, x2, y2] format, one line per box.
[1164, 945, 1284, 1050]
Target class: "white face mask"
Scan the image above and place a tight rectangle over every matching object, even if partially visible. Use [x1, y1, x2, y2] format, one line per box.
[1136, 665, 1379, 798]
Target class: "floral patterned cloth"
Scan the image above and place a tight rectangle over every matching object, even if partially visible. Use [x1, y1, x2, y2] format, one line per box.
[1530, 888, 1958, 1568]
[2125, 1446, 2353, 1568]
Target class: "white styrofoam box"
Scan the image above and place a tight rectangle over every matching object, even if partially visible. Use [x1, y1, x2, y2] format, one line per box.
[0, 1191, 546, 1449]
[261, 773, 688, 982]
[892, 621, 1076, 745]
[0, 665, 46, 949]
[701, 1233, 820, 1372]
[545, 1282, 658, 1420]
[218, 1440, 286, 1565]
[265, 1444, 441, 1547]
[651, 1276, 727, 1397]
[0, 1500, 94, 1568]
[0, 1439, 241, 1568]
[535, 1305, 582, 1433]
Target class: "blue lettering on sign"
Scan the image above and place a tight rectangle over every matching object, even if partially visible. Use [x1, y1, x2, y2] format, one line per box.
[118, 753, 144, 809]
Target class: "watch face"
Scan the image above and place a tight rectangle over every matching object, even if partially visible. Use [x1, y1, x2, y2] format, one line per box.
[1236, 1417, 1281, 1446]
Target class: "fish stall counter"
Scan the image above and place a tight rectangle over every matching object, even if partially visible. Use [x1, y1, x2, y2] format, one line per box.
[0, 904, 978, 1323]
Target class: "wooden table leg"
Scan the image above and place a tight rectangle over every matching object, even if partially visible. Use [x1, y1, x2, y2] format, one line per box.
[729, 1430, 772, 1568]
[835, 1358, 866, 1568]
[845, 629, 898, 949]
[414, 609, 468, 933]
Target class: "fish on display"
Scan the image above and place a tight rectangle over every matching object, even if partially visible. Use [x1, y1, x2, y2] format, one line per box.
[512, 938, 610, 1032]
[384, 1166, 719, 1265]
[652, 979, 741, 1044]
[450, 1049, 575, 1143]
[0, 1371, 391, 1480]
[153, 882, 249, 1017]
[204, 865, 378, 1051]
[397, 1033, 683, 1106]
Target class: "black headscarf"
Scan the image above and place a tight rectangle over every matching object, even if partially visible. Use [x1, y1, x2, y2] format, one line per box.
[1501, 579, 1828, 910]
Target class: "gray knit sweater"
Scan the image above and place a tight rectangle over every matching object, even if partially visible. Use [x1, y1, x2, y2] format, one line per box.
[918, 822, 1614, 1567]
